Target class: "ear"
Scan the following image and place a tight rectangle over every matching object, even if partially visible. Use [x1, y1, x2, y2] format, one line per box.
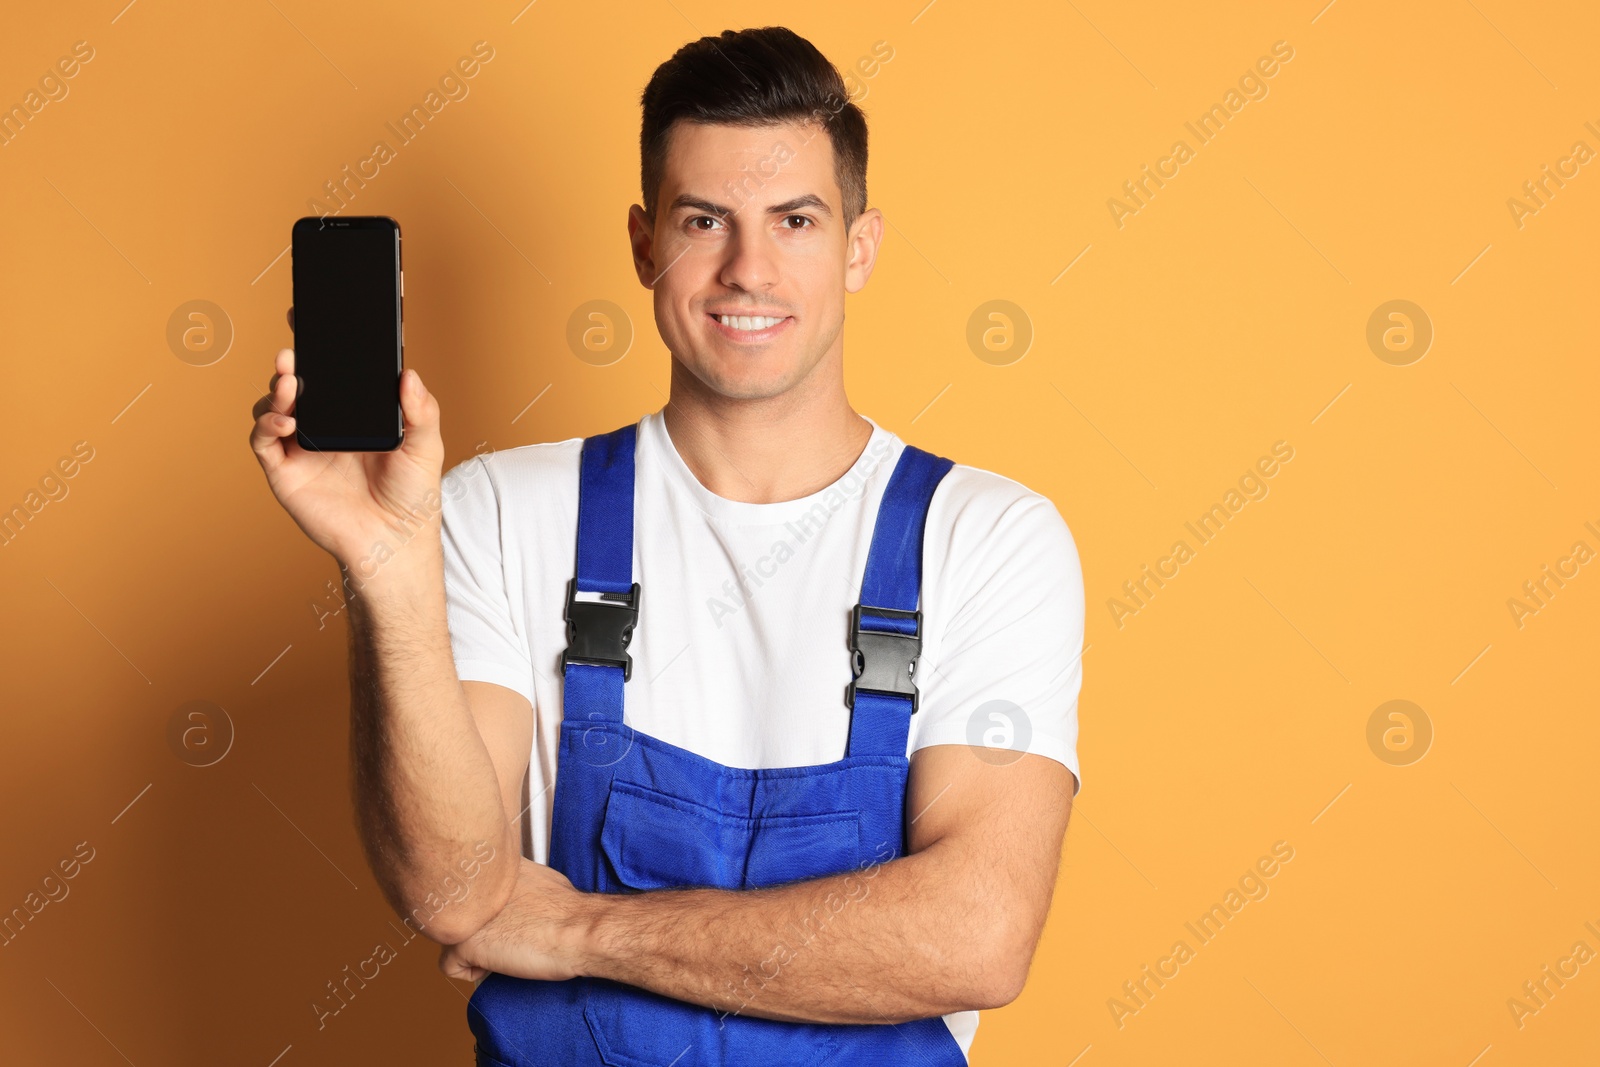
[844, 207, 884, 294]
[627, 204, 658, 288]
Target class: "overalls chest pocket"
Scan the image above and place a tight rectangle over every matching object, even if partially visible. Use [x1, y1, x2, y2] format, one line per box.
[584, 779, 867, 1067]
[597, 779, 864, 893]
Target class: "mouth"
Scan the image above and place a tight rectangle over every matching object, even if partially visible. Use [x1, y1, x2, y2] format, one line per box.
[706, 311, 793, 342]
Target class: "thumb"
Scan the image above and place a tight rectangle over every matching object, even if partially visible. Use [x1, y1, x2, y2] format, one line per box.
[399, 368, 440, 437]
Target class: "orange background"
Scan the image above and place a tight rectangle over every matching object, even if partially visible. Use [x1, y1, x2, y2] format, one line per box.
[2, 1, 1597, 1064]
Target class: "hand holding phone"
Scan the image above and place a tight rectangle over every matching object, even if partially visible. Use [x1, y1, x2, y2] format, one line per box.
[248, 220, 446, 569]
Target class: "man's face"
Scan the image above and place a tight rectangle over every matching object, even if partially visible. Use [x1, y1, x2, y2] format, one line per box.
[628, 120, 882, 401]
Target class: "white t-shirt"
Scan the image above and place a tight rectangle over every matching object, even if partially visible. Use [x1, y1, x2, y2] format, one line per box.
[440, 408, 1084, 1059]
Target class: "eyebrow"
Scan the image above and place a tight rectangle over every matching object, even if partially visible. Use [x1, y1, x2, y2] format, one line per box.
[669, 193, 834, 219]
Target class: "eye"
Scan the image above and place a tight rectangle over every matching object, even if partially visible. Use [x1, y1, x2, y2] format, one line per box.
[782, 215, 814, 229]
[687, 215, 724, 232]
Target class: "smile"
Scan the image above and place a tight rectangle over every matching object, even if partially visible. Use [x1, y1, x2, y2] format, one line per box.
[706, 312, 792, 341]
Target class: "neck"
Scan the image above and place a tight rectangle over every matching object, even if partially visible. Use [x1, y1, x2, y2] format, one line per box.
[661, 357, 872, 505]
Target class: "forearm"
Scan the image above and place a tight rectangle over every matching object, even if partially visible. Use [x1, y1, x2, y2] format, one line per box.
[575, 840, 1022, 1024]
[343, 537, 518, 942]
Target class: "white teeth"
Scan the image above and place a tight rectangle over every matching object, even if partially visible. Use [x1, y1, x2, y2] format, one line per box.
[717, 315, 783, 331]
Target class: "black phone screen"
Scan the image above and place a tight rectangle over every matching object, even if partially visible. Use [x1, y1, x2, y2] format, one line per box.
[290, 216, 403, 451]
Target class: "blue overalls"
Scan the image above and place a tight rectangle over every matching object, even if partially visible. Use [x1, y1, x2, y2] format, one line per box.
[468, 421, 969, 1066]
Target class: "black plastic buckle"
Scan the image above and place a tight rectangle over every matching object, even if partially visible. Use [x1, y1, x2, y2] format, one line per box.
[561, 578, 641, 680]
[845, 604, 922, 712]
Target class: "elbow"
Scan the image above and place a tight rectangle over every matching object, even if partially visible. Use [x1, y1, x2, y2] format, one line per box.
[965, 920, 1035, 1010]
[411, 895, 504, 946]
[968, 963, 1028, 1012]
[393, 855, 520, 946]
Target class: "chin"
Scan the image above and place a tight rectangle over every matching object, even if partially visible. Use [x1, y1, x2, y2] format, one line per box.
[682, 329, 791, 378]
[679, 353, 800, 400]
[705, 366, 799, 401]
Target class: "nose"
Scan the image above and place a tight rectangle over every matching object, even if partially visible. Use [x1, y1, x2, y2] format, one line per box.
[718, 216, 779, 293]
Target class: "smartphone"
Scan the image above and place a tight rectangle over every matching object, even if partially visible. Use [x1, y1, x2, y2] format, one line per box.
[290, 215, 404, 452]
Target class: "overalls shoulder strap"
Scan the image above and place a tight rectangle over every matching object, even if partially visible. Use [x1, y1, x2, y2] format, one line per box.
[560, 423, 958, 761]
[561, 422, 639, 729]
[846, 443, 956, 759]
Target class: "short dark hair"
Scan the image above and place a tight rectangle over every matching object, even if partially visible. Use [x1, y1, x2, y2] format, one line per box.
[639, 27, 868, 228]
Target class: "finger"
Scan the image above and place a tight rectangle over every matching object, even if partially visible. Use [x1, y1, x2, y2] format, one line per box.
[438, 947, 477, 981]
[398, 367, 441, 440]
[267, 351, 299, 416]
[248, 408, 296, 475]
[256, 348, 295, 419]
[264, 350, 289, 396]
[251, 383, 295, 420]
[262, 374, 291, 417]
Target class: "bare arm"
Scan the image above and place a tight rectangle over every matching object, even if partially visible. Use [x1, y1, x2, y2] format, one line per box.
[344, 557, 529, 944]
[441, 745, 1075, 1024]
[249, 341, 526, 944]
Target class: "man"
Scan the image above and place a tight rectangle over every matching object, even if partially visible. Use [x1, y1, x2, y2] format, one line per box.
[250, 25, 1083, 1065]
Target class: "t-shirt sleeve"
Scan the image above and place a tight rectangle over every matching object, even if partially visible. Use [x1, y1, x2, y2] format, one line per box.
[913, 483, 1085, 795]
[440, 454, 536, 705]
